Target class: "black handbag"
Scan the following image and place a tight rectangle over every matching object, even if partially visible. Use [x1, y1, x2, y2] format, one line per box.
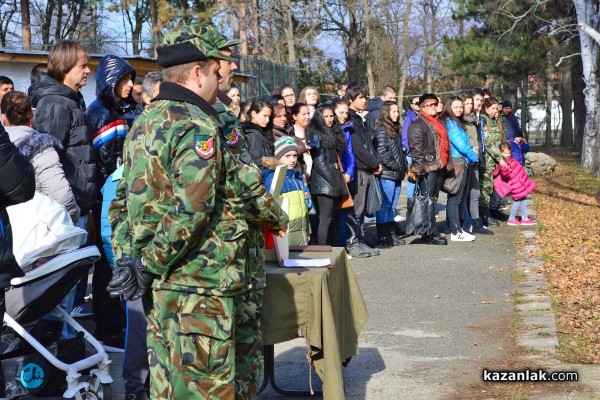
[405, 178, 436, 236]
[366, 174, 383, 215]
[441, 158, 466, 195]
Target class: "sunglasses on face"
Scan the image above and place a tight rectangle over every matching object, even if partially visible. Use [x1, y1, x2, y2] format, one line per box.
[422, 102, 438, 108]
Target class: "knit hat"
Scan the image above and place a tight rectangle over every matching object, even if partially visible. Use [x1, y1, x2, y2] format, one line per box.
[157, 24, 239, 68]
[502, 99, 512, 108]
[274, 136, 298, 159]
[418, 93, 438, 105]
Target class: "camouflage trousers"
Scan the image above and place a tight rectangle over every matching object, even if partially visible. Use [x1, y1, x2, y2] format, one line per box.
[479, 159, 496, 210]
[146, 289, 264, 399]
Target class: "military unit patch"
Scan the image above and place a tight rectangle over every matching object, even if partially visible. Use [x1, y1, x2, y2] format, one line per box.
[195, 135, 215, 159]
[226, 128, 239, 148]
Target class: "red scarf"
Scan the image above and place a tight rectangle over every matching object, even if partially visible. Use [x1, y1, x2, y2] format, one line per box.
[421, 112, 449, 168]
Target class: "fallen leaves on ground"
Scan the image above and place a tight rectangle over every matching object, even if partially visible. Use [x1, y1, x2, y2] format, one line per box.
[534, 154, 600, 364]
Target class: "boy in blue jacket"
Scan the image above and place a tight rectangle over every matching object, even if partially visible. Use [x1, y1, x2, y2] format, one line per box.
[511, 132, 530, 166]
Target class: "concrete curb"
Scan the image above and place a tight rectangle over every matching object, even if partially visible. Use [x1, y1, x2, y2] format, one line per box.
[512, 201, 600, 399]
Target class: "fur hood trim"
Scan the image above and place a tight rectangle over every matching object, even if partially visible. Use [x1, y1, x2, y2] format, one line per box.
[262, 156, 281, 170]
[14, 130, 63, 159]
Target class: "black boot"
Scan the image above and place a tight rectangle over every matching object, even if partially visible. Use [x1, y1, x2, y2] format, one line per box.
[426, 233, 448, 245]
[376, 223, 393, 248]
[387, 222, 406, 245]
[490, 209, 509, 222]
[482, 210, 499, 227]
[472, 218, 494, 235]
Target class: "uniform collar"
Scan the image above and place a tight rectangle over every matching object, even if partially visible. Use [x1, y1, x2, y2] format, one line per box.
[153, 82, 220, 120]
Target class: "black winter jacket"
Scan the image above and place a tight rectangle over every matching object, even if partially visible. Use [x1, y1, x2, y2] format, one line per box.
[0, 126, 35, 288]
[242, 122, 273, 167]
[373, 126, 405, 182]
[86, 55, 136, 184]
[365, 97, 383, 133]
[309, 145, 346, 197]
[348, 109, 380, 172]
[29, 74, 96, 214]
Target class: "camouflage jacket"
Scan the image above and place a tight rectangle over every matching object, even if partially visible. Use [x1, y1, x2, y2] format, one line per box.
[213, 92, 288, 290]
[110, 82, 255, 296]
[481, 113, 505, 166]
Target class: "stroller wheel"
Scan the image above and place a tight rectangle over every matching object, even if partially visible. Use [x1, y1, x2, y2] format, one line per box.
[84, 375, 112, 400]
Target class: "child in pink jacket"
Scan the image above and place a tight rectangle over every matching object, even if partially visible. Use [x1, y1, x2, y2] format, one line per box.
[493, 142, 537, 226]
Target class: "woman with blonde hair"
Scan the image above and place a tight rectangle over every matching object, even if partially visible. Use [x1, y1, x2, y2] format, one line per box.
[298, 86, 320, 118]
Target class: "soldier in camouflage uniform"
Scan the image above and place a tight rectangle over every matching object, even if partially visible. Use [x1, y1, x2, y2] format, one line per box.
[210, 29, 288, 398]
[479, 98, 506, 214]
[108, 24, 287, 399]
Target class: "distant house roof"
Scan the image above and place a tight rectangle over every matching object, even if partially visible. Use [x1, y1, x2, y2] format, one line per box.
[0, 48, 251, 83]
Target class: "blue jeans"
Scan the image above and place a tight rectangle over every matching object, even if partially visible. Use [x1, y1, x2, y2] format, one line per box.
[376, 178, 402, 223]
[405, 155, 416, 199]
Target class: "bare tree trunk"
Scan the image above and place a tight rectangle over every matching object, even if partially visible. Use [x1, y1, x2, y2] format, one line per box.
[250, 0, 259, 55]
[545, 59, 553, 149]
[346, 0, 360, 82]
[283, 0, 295, 67]
[426, 1, 437, 92]
[520, 77, 528, 141]
[21, 0, 31, 50]
[364, 0, 374, 97]
[572, 58, 585, 153]
[149, 0, 158, 55]
[576, 20, 600, 175]
[560, 67, 574, 149]
[398, 0, 412, 112]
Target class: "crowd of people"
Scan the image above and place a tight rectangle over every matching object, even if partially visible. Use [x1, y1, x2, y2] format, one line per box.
[0, 21, 538, 399]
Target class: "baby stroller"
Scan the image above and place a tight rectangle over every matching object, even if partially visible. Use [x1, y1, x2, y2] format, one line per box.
[1, 193, 113, 399]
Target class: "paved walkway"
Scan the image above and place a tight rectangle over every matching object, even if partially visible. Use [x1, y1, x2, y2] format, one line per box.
[257, 192, 600, 399]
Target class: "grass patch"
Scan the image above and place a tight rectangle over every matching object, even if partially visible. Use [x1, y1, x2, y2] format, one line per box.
[537, 332, 552, 337]
[514, 289, 525, 296]
[512, 270, 526, 283]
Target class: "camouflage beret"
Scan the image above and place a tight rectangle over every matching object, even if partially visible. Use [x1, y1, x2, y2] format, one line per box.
[156, 24, 241, 68]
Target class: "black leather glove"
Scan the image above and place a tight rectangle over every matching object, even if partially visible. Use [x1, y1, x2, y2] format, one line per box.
[107, 265, 138, 299]
[115, 256, 155, 301]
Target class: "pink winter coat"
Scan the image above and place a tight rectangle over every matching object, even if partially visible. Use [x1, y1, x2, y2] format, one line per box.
[493, 157, 537, 201]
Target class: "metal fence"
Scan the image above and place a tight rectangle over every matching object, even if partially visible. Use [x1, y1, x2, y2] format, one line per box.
[236, 55, 297, 101]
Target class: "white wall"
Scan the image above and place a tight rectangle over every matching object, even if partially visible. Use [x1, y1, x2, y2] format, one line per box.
[1, 61, 98, 106]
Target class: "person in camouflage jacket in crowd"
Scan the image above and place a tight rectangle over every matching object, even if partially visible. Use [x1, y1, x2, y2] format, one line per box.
[108, 24, 287, 399]
[479, 98, 505, 211]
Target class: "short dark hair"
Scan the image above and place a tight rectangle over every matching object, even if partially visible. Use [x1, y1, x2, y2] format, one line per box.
[267, 94, 284, 106]
[344, 82, 366, 103]
[338, 81, 349, 90]
[30, 64, 48, 84]
[472, 88, 485, 97]
[0, 76, 14, 86]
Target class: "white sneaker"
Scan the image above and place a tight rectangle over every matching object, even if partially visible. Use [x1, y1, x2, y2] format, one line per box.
[451, 230, 475, 242]
[394, 214, 406, 222]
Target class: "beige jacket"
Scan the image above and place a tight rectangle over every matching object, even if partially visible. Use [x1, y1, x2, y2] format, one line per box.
[6, 125, 81, 222]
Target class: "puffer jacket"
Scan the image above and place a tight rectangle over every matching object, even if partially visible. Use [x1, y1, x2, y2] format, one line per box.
[309, 143, 346, 197]
[401, 108, 419, 156]
[445, 120, 479, 164]
[493, 157, 537, 200]
[348, 109, 380, 172]
[86, 55, 136, 184]
[372, 125, 405, 181]
[0, 126, 35, 288]
[243, 122, 273, 168]
[511, 140, 530, 166]
[29, 73, 96, 214]
[407, 116, 453, 176]
[340, 123, 356, 180]
[6, 125, 80, 222]
[262, 157, 311, 246]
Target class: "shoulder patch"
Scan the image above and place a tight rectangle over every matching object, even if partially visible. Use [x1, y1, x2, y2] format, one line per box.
[226, 127, 240, 148]
[195, 134, 215, 159]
